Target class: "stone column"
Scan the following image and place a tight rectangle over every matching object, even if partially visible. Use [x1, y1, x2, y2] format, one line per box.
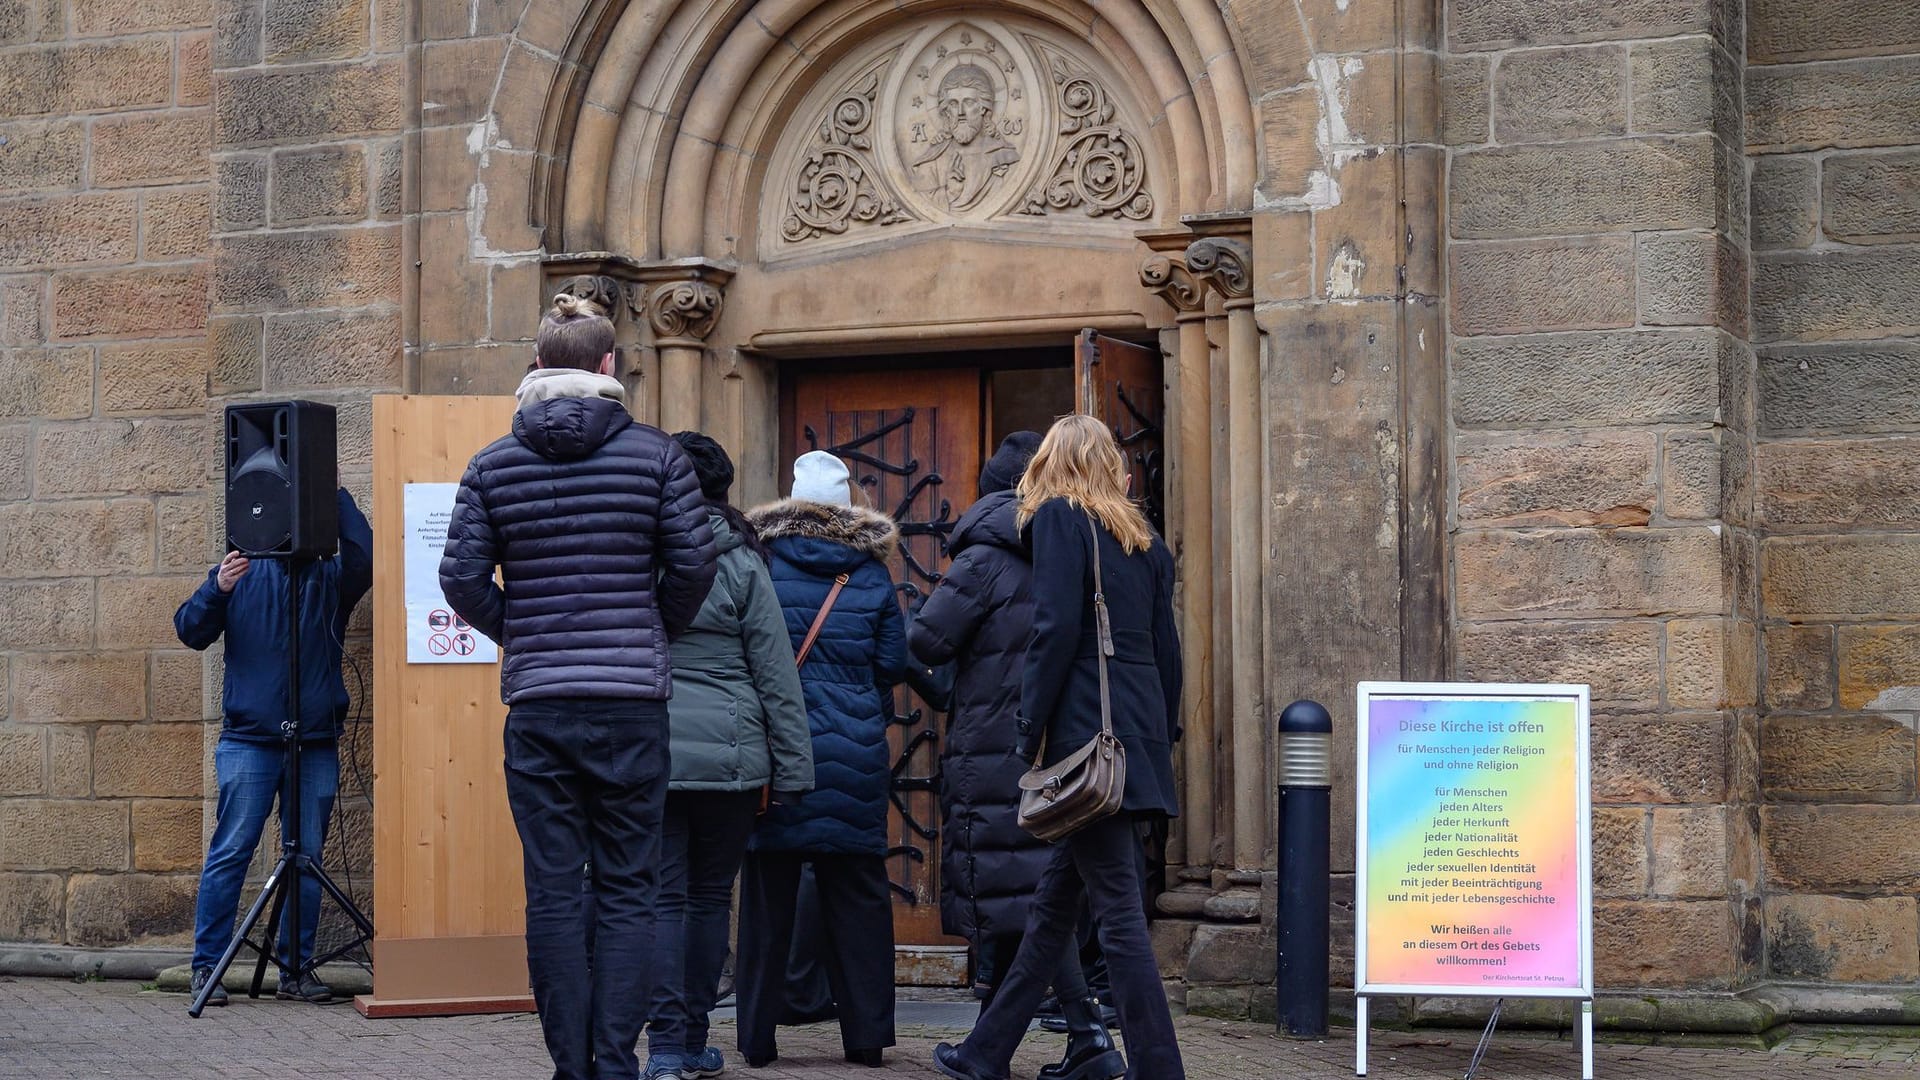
[1141, 243, 1216, 916]
[1186, 231, 1265, 920]
[645, 278, 726, 435]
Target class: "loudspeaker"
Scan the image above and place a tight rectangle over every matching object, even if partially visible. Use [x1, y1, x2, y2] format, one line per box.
[225, 401, 339, 559]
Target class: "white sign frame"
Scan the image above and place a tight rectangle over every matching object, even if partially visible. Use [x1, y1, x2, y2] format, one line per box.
[1352, 681, 1594, 1078]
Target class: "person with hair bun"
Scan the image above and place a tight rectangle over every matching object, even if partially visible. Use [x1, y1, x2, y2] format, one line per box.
[441, 294, 719, 1080]
[934, 414, 1186, 1080]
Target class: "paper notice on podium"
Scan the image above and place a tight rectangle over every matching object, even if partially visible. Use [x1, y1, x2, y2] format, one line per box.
[403, 482, 497, 665]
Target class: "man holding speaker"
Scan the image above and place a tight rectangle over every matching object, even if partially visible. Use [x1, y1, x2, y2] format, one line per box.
[440, 293, 718, 1080]
[175, 486, 373, 1007]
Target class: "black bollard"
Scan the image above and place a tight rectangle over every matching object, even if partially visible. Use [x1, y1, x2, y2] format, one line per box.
[1276, 699, 1331, 1038]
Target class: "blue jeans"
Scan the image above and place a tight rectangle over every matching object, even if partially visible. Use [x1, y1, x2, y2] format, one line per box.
[505, 699, 669, 1080]
[646, 789, 761, 1058]
[192, 735, 339, 973]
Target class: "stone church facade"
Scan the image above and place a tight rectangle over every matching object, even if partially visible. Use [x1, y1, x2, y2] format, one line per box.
[1, 0, 1917, 1025]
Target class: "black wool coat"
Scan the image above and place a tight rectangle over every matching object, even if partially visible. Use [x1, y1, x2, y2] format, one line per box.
[1018, 497, 1182, 818]
[907, 491, 1052, 942]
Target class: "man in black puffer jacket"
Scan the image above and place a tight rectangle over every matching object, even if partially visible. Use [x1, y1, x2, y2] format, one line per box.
[440, 293, 717, 1080]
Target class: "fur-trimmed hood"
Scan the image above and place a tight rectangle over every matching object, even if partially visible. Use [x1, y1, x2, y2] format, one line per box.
[747, 499, 899, 564]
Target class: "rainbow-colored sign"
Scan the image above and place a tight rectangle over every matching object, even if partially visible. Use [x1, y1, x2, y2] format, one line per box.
[1355, 683, 1592, 998]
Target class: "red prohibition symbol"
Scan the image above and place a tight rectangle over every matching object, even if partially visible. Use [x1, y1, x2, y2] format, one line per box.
[428, 633, 453, 656]
[427, 609, 452, 631]
[452, 633, 476, 656]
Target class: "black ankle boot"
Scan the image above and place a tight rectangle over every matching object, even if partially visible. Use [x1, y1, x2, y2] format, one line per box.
[1037, 997, 1125, 1080]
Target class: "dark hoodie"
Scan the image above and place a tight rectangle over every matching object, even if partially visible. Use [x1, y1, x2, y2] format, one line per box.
[746, 498, 908, 856]
[439, 372, 717, 704]
[905, 490, 1051, 941]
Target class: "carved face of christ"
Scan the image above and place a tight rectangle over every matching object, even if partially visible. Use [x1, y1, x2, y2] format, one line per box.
[940, 84, 992, 145]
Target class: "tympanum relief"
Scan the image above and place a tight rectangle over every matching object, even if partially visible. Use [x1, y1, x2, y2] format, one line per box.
[766, 18, 1160, 257]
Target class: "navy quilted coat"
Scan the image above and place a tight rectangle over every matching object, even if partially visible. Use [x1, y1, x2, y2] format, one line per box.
[746, 499, 907, 855]
[439, 378, 718, 704]
[905, 490, 1052, 942]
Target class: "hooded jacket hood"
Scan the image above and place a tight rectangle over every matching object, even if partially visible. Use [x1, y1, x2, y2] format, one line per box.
[948, 490, 1025, 560]
[748, 499, 899, 575]
[708, 512, 744, 556]
[512, 368, 632, 461]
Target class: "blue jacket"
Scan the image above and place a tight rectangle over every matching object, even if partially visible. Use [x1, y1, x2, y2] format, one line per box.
[746, 499, 907, 856]
[174, 489, 373, 744]
[438, 376, 718, 704]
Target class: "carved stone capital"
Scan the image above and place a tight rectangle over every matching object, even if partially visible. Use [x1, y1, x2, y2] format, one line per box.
[1139, 253, 1205, 314]
[646, 279, 725, 343]
[551, 273, 628, 319]
[1185, 236, 1253, 304]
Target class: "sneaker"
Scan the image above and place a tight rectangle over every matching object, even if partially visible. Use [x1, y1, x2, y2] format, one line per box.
[275, 973, 334, 1004]
[190, 968, 228, 1008]
[643, 1054, 687, 1079]
[680, 1047, 725, 1078]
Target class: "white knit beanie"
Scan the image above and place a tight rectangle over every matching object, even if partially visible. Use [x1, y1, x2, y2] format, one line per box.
[790, 450, 852, 506]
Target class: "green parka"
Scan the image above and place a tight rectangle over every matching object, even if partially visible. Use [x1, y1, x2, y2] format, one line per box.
[666, 514, 815, 794]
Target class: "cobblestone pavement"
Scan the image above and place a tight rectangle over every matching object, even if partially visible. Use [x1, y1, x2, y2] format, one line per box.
[2, 977, 1918, 1079]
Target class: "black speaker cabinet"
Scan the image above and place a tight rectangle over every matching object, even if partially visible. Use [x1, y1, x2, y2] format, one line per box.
[225, 401, 338, 559]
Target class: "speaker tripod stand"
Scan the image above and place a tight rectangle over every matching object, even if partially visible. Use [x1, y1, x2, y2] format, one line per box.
[189, 557, 375, 1018]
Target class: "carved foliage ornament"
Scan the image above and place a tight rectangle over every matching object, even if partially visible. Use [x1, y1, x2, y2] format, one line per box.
[1021, 54, 1153, 221]
[646, 280, 724, 341]
[782, 68, 916, 243]
[1139, 254, 1204, 313]
[1185, 237, 1253, 301]
[553, 274, 627, 318]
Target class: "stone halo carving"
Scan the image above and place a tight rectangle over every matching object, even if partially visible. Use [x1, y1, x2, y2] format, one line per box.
[762, 14, 1160, 257]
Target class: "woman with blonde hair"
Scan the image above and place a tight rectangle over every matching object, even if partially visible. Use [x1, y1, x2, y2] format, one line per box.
[935, 414, 1185, 1080]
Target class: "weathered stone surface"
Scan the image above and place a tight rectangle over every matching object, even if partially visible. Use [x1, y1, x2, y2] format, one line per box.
[209, 314, 262, 394]
[1312, 150, 1404, 302]
[488, 260, 543, 342]
[0, 119, 83, 191]
[372, 138, 403, 219]
[65, 872, 196, 946]
[0, 799, 127, 870]
[1760, 437, 1920, 529]
[214, 152, 267, 229]
[419, 36, 508, 127]
[11, 653, 146, 722]
[1450, 237, 1634, 336]
[0, 345, 93, 420]
[1748, 56, 1920, 152]
[1456, 431, 1654, 527]
[1764, 804, 1920, 891]
[99, 341, 211, 415]
[1451, 137, 1714, 238]
[1649, 806, 1726, 898]
[0, 579, 92, 648]
[214, 60, 404, 145]
[1759, 341, 1920, 435]
[1441, 55, 1489, 145]
[1592, 713, 1727, 803]
[157, 496, 209, 573]
[1631, 37, 1736, 139]
[178, 30, 213, 106]
[1749, 0, 1920, 63]
[142, 187, 212, 262]
[1638, 231, 1746, 332]
[1451, 0, 1717, 50]
[47, 728, 88, 796]
[150, 650, 205, 722]
[132, 799, 203, 872]
[0, 424, 21, 500]
[1453, 329, 1722, 427]
[0, 500, 153, 578]
[1761, 714, 1917, 800]
[0, 193, 138, 268]
[0, 41, 174, 117]
[51, 265, 208, 340]
[1150, 918, 1198, 979]
[264, 0, 370, 62]
[1492, 45, 1626, 143]
[1765, 624, 1834, 710]
[1753, 247, 1920, 343]
[1666, 618, 1734, 709]
[0, 872, 62, 941]
[1750, 155, 1819, 250]
[1823, 151, 1920, 244]
[97, 576, 205, 649]
[1185, 923, 1274, 984]
[265, 309, 401, 389]
[1458, 620, 1661, 708]
[271, 143, 368, 224]
[88, 110, 211, 188]
[1594, 899, 1734, 989]
[1592, 807, 1646, 897]
[419, 213, 489, 346]
[1764, 535, 1920, 617]
[1838, 625, 1920, 710]
[489, 43, 556, 153]
[1660, 430, 1722, 520]
[95, 723, 204, 798]
[72, 0, 209, 35]
[1456, 528, 1722, 617]
[0, 277, 44, 345]
[0, 728, 41, 795]
[1765, 896, 1920, 983]
[211, 227, 400, 312]
[36, 421, 207, 498]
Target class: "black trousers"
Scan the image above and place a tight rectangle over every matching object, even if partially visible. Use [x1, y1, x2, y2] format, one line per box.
[953, 814, 1185, 1080]
[646, 790, 761, 1057]
[503, 700, 669, 1080]
[736, 851, 896, 1057]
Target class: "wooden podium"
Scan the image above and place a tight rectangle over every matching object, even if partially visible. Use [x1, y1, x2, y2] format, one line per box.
[356, 394, 533, 1018]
